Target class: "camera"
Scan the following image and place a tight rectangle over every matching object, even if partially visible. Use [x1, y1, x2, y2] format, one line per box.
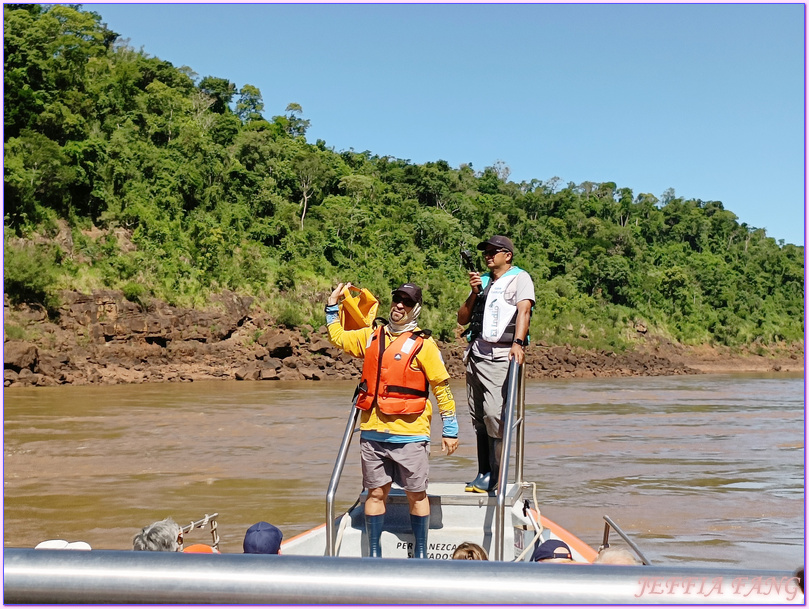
[460, 250, 481, 294]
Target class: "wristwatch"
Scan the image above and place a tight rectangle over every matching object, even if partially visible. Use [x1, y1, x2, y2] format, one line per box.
[513, 338, 525, 347]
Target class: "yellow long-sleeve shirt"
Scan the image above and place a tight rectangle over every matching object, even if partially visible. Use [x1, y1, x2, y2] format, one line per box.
[327, 321, 457, 439]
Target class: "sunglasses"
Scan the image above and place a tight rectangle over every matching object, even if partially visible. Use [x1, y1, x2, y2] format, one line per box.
[392, 294, 416, 308]
[483, 248, 509, 257]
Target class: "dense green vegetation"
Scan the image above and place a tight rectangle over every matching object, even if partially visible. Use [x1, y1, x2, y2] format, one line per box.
[4, 4, 804, 349]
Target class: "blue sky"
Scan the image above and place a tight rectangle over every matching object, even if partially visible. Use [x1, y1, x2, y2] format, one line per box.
[88, 3, 805, 246]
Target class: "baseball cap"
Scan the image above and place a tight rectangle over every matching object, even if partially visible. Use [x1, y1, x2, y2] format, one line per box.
[477, 235, 514, 253]
[532, 539, 573, 562]
[391, 283, 423, 306]
[243, 521, 283, 554]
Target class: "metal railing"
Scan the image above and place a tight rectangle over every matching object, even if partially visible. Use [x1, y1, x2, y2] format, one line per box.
[7, 549, 800, 604]
[492, 358, 526, 561]
[325, 399, 361, 556]
[601, 515, 653, 565]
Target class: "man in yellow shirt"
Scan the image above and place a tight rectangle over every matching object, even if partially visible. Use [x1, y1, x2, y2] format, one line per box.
[326, 282, 459, 559]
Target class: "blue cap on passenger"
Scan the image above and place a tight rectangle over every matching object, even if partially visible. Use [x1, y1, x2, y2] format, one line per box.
[532, 539, 572, 561]
[243, 521, 282, 554]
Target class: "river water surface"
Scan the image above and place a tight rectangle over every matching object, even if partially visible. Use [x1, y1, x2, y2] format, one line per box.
[3, 373, 804, 570]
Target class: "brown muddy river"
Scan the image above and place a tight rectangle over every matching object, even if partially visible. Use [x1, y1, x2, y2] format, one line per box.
[3, 373, 804, 570]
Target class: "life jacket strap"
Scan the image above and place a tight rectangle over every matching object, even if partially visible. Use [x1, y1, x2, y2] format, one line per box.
[385, 385, 429, 398]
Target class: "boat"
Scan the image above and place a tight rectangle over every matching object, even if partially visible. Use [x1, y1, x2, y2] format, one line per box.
[4, 361, 804, 604]
[280, 359, 598, 563]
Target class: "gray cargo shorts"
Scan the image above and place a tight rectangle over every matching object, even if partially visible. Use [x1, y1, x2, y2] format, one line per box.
[360, 438, 429, 492]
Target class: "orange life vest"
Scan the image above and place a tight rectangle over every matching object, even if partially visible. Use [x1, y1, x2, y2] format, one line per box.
[182, 544, 219, 553]
[355, 326, 429, 416]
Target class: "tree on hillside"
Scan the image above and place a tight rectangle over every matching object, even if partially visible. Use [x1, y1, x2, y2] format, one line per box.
[2, 4, 803, 349]
[198, 76, 236, 114]
[293, 148, 333, 229]
[268, 102, 310, 138]
[235, 84, 264, 123]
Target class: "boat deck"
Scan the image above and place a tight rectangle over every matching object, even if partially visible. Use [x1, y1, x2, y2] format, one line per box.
[282, 482, 576, 561]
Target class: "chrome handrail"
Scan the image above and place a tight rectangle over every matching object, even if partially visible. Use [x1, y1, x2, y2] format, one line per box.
[8, 548, 800, 604]
[601, 515, 653, 565]
[493, 358, 525, 561]
[515, 360, 526, 485]
[326, 399, 361, 556]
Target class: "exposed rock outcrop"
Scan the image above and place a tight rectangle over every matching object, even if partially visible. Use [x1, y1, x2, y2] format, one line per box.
[3, 289, 801, 388]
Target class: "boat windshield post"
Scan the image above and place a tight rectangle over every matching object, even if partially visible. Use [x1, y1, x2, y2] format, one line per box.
[515, 361, 526, 485]
[493, 358, 523, 561]
[326, 402, 361, 556]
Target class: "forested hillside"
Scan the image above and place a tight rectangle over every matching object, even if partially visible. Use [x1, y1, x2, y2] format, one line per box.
[4, 4, 804, 350]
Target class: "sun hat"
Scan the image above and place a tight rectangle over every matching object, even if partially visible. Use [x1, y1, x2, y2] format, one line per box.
[35, 539, 92, 550]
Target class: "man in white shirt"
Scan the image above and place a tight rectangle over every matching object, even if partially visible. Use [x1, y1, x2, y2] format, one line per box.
[457, 235, 535, 493]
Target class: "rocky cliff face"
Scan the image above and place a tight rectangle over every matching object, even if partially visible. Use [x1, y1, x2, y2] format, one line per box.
[4, 289, 699, 389]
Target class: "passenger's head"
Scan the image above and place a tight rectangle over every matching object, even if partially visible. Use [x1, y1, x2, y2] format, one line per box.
[594, 546, 640, 565]
[389, 283, 423, 327]
[477, 235, 514, 267]
[243, 521, 283, 554]
[452, 542, 488, 560]
[532, 539, 574, 563]
[133, 517, 182, 552]
[391, 283, 422, 308]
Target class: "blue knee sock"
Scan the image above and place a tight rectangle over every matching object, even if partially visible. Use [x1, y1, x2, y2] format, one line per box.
[365, 513, 384, 558]
[410, 514, 430, 559]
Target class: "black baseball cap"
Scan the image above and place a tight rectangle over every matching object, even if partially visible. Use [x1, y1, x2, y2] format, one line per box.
[392, 283, 423, 305]
[477, 235, 514, 253]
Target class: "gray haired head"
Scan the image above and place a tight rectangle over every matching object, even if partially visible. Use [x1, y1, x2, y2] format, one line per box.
[133, 517, 182, 552]
[594, 546, 641, 565]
